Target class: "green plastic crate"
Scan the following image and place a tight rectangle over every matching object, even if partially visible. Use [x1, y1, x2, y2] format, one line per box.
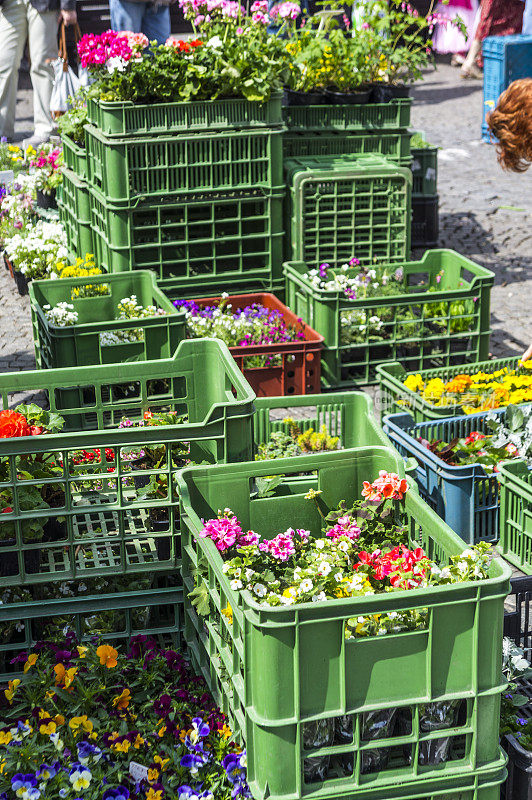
[86, 93, 283, 137]
[89, 187, 284, 286]
[252, 391, 393, 452]
[285, 154, 412, 268]
[411, 134, 438, 196]
[30, 270, 186, 369]
[85, 125, 284, 203]
[284, 250, 493, 387]
[57, 168, 93, 259]
[0, 338, 255, 585]
[282, 98, 412, 131]
[0, 582, 183, 681]
[499, 460, 532, 575]
[178, 447, 510, 800]
[161, 274, 286, 303]
[377, 356, 522, 422]
[61, 132, 88, 181]
[282, 130, 412, 162]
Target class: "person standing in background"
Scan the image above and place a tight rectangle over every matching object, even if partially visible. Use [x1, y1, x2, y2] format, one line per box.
[460, 0, 524, 78]
[0, 0, 76, 145]
[110, 0, 172, 44]
[431, 0, 479, 66]
[523, 0, 532, 35]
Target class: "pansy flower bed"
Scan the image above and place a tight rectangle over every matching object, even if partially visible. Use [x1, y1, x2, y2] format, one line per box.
[0, 637, 251, 800]
[178, 449, 509, 798]
[174, 293, 323, 397]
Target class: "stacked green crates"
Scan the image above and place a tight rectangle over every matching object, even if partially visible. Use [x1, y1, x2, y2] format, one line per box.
[284, 154, 412, 268]
[411, 132, 439, 248]
[0, 338, 255, 677]
[57, 167, 93, 258]
[63, 95, 285, 292]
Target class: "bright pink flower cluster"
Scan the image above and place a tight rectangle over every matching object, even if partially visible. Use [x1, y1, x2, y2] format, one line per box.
[31, 147, 62, 172]
[178, 0, 244, 23]
[259, 527, 309, 561]
[199, 514, 259, 552]
[326, 516, 361, 542]
[361, 471, 408, 503]
[77, 30, 133, 69]
[355, 545, 428, 589]
[270, 1, 300, 19]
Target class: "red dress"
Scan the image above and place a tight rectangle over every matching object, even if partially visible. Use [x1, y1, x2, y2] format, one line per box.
[476, 0, 524, 40]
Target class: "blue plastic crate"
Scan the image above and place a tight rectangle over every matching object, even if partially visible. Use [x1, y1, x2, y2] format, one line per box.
[383, 408, 515, 545]
[482, 35, 532, 141]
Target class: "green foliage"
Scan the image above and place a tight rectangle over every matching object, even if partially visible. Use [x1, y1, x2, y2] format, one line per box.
[57, 92, 88, 146]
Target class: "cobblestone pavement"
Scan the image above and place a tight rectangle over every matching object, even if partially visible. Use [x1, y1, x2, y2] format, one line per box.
[3, 60, 532, 372]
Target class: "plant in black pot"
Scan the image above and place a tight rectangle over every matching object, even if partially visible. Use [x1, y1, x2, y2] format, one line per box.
[285, 26, 329, 105]
[30, 142, 64, 209]
[359, 0, 467, 102]
[321, 28, 373, 105]
[139, 473, 174, 562]
[119, 409, 188, 491]
[0, 484, 48, 578]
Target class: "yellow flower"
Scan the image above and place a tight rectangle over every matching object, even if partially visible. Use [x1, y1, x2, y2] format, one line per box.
[219, 723, 232, 739]
[133, 734, 145, 749]
[77, 645, 88, 658]
[154, 755, 169, 771]
[147, 790, 163, 800]
[0, 731, 12, 745]
[112, 688, 130, 710]
[304, 488, 322, 500]
[54, 715, 65, 726]
[96, 644, 118, 668]
[147, 768, 159, 783]
[69, 716, 93, 735]
[39, 720, 57, 736]
[4, 679, 20, 704]
[23, 653, 38, 673]
[157, 724, 166, 738]
[54, 663, 77, 690]
[403, 373, 424, 393]
[221, 605, 233, 623]
[112, 739, 130, 753]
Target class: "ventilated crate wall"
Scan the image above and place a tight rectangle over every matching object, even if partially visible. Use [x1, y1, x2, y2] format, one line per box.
[179, 448, 509, 800]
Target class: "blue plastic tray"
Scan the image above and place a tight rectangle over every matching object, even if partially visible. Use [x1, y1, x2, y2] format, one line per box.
[383, 408, 511, 545]
[482, 35, 532, 141]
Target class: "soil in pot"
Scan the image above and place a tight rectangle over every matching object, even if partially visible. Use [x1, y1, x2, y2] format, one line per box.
[36, 189, 57, 210]
[13, 269, 28, 297]
[284, 88, 325, 106]
[370, 83, 411, 103]
[324, 86, 372, 105]
[0, 538, 42, 577]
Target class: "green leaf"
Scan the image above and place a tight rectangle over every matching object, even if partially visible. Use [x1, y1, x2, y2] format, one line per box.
[188, 584, 210, 617]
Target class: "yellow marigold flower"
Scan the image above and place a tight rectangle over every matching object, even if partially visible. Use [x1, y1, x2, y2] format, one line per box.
[0, 731, 12, 745]
[403, 373, 424, 392]
[4, 679, 20, 704]
[96, 644, 118, 668]
[445, 374, 472, 393]
[39, 720, 57, 736]
[112, 688, 130, 710]
[148, 768, 159, 783]
[23, 653, 38, 673]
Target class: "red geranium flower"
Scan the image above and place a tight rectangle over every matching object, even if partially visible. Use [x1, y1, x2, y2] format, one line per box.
[0, 409, 31, 438]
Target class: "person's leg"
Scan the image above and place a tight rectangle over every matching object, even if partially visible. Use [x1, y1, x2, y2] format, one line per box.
[141, 3, 170, 44]
[460, 37, 482, 78]
[27, 1, 57, 140]
[0, 0, 27, 140]
[109, 0, 145, 33]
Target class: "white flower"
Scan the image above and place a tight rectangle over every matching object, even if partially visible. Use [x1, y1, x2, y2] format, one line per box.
[315, 539, 325, 550]
[318, 561, 331, 576]
[299, 578, 313, 593]
[337, 540, 349, 552]
[230, 579, 243, 590]
[311, 592, 327, 603]
[206, 34, 223, 48]
[334, 572, 343, 583]
[253, 583, 267, 597]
